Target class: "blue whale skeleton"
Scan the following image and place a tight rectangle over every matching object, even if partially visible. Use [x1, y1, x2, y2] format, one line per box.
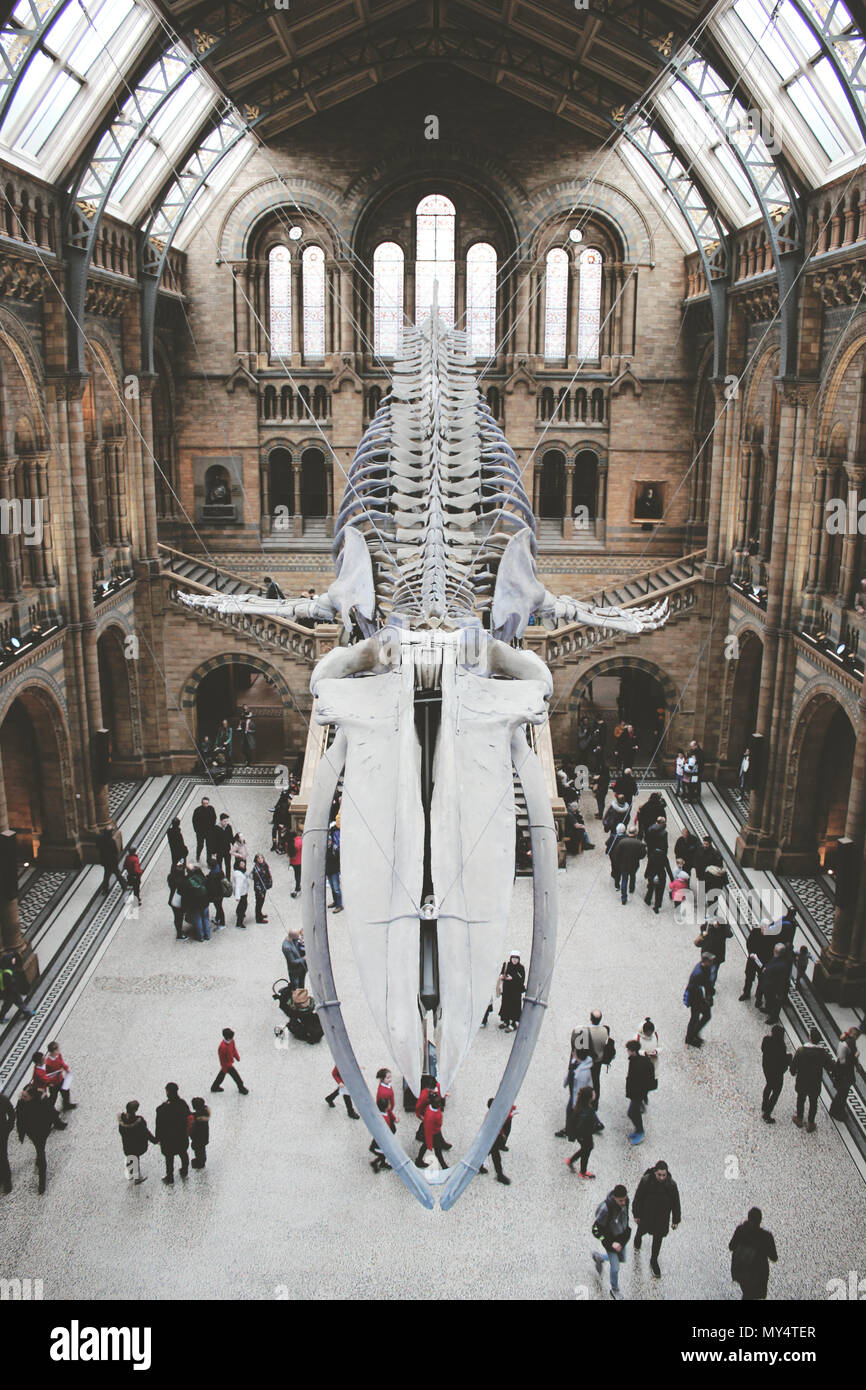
[182, 307, 668, 1208]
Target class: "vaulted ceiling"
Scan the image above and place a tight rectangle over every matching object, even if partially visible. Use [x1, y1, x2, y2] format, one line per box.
[155, 0, 712, 141]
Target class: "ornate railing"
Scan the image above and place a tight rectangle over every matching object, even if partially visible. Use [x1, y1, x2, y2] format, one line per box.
[164, 574, 325, 668]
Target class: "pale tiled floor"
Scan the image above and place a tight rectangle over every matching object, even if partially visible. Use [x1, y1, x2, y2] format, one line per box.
[2, 783, 864, 1301]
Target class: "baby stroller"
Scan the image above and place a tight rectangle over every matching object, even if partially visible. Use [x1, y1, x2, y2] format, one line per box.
[272, 978, 324, 1045]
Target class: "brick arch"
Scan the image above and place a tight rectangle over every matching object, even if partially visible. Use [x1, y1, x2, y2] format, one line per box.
[0, 678, 77, 862]
[97, 623, 141, 771]
[814, 310, 866, 454]
[181, 652, 292, 713]
[780, 689, 857, 867]
[741, 341, 780, 431]
[345, 145, 528, 235]
[218, 178, 347, 261]
[561, 653, 679, 711]
[718, 625, 764, 768]
[526, 179, 653, 264]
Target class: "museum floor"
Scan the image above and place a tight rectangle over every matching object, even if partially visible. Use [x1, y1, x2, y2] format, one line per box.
[1, 775, 864, 1302]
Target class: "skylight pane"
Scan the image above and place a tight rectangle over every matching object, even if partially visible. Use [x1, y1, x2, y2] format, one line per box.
[18, 69, 78, 153]
[789, 67, 848, 158]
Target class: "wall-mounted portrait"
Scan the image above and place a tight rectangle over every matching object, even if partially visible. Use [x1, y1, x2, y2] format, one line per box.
[633, 481, 664, 522]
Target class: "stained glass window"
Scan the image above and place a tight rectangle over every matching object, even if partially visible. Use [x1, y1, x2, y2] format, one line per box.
[415, 193, 455, 327]
[543, 247, 569, 360]
[303, 245, 326, 358]
[577, 247, 603, 360]
[466, 242, 497, 359]
[373, 241, 404, 357]
[268, 244, 291, 358]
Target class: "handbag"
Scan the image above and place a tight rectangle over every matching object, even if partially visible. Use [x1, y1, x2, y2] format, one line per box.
[170, 890, 182, 909]
[220, 877, 232, 898]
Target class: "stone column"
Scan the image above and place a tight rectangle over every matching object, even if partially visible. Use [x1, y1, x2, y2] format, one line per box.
[705, 384, 729, 568]
[137, 375, 158, 561]
[405, 260, 416, 327]
[801, 459, 828, 624]
[260, 455, 271, 537]
[0, 745, 32, 974]
[0, 459, 22, 600]
[595, 461, 608, 544]
[515, 263, 531, 357]
[733, 441, 752, 579]
[339, 262, 354, 357]
[567, 259, 580, 365]
[837, 462, 864, 605]
[563, 461, 575, 540]
[291, 462, 302, 538]
[291, 262, 302, 365]
[33, 452, 57, 593]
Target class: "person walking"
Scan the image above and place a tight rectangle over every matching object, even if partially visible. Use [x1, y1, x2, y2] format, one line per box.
[591, 763, 610, 818]
[167, 816, 188, 866]
[252, 853, 272, 923]
[189, 1098, 210, 1168]
[0, 1091, 14, 1193]
[610, 827, 646, 905]
[625, 1039, 655, 1145]
[497, 952, 526, 1032]
[635, 1017, 660, 1080]
[572, 1010, 613, 1114]
[673, 828, 699, 878]
[740, 922, 776, 1003]
[415, 1091, 449, 1169]
[325, 1064, 359, 1119]
[369, 1095, 394, 1173]
[632, 1160, 681, 1277]
[118, 1100, 155, 1185]
[192, 797, 217, 861]
[167, 858, 188, 940]
[729, 1208, 777, 1300]
[603, 793, 631, 851]
[479, 1097, 513, 1184]
[830, 1027, 860, 1119]
[326, 822, 343, 911]
[211, 1028, 248, 1094]
[556, 1048, 594, 1139]
[122, 847, 142, 905]
[760, 1024, 792, 1123]
[565, 1085, 597, 1178]
[375, 1068, 398, 1133]
[695, 919, 734, 979]
[282, 929, 307, 991]
[685, 954, 715, 1047]
[791, 1027, 831, 1131]
[182, 861, 211, 942]
[43, 1041, 76, 1111]
[232, 858, 249, 929]
[98, 827, 126, 896]
[759, 943, 793, 1024]
[155, 1082, 191, 1185]
[206, 857, 227, 929]
[289, 829, 303, 896]
[213, 814, 233, 880]
[215, 718, 233, 772]
[16, 1081, 64, 1194]
[0, 948, 33, 1022]
[591, 1185, 631, 1300]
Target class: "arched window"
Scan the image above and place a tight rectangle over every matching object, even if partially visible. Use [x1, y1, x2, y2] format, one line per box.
[415, 194, 455, 327]
[373, 241, 404, 358]
[539, 387, 555, 421]
[539, 450, 566, 518]
[577, 247, 603, 360]
[313, 385, 329, 419]
[591, 387, 605, 423]
[486, 386, 501, 420]
[280, 385, 292, 420]
[544, 247, 569, 360]
[557, 387, 571, 422]
[263, 385, 277, 421]
[303, 246, 326, 358]
[268, 448, 294, 524]
[573, 450, 598, 524]
[367, 385, 383, 418]
[268, 245, 291, 357]
[575, 387, 587, 422]
[466, 242, 497, 360]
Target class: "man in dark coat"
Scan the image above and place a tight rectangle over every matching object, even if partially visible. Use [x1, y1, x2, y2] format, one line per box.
[212, 814, 234, 880]
[0, 1091, 15, 1192]
[674, 829, 699, 876]
[166, 817, 188, 865]
[759, 943, 793, 1024]
[830, 1027, 860, 1120]
[16, 1082, 65, 1194]
[155, 1082, 191, 1184]
[729, 1207, 777, 1300]
[633, 1160, 681, 1277]
[612, 768, 638, 805]
[791, 1027, 831, 1131]
[696, 920, 734, 977]
[761, 1024, 792, 1123]
[192, 796, 217, 861]
[685, 954, 715, 1047]
[0, 948, 33, 1023]
[610, 829, 646, 904]
[625, 1039, 654, 1144]
[740, 922, 776, 1003]
[693, 835, 723, 883]
[636, 794, 666, 840]
[98, 827, 126, 896]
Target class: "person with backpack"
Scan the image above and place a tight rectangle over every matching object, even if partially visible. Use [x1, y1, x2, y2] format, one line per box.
[167, 858, 188, 940]
[211, 1027, 248, 1095]
[556, 1048, 594, 1139]
[790, 1027, 831, 1131]
[684, 954, 715, 1047]
[189, 1097, 210, 1168]
[591, 1184, 631, 1299]
[326, 822, 343, 911]
[760, 1024, 792, 1123]
[632, 1160, 681, 1277]
[0, 948, 33, 1023]
[603, 793, 631, 851]
[206, 857, 228, 929]
[213, 814, 233, 880]
[289, 829, 303, 896]
[565, 1085, 597, 1178]
[118, 1100, 155, 1184]
[729, 1207, 777, 1300]
[573, 1010, 614, 1114]
[155, 1082, 191, 1184]
[625, 1039, 655, 1145]
[251, 853, 273, 923]
[232, 858, 250, 929]
[182, 862, 211, 942]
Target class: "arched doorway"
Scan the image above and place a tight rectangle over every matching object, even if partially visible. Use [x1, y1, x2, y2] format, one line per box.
[193, 661, 287, 765]
[97, 627, 136, 773]
[300, 447, 327, 519]
[727, 630, 763, 782]
[268, 447, 294, 533]
[573, 450, 597, 527]
[787, 697, 855, 870]
[568, 661, 674, 768]
[539, 450, 565, 517]
[0, 689, 73, 865]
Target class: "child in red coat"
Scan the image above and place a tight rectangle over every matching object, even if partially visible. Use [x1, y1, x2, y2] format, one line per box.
[122, 847, 142, 903]
[210, 1028, 248, 1095]
[324, 1064, 359, 1119]
[415, 1093, 449, 1169]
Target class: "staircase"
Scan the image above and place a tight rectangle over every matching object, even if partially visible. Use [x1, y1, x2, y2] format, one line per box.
[301, 517, 330, 541]
[158, 544, 266, 598]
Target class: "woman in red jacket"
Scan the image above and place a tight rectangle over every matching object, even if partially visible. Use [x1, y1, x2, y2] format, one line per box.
[43, 1041, 77, 1112]
[289, 831, 303, 896]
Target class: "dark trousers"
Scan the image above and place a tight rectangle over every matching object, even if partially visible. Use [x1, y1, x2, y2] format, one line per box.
[30, 1136, 47, 1193]
[254, 888, 267, 921]
[795, 1085, 820, 1124]
[164, 1149, 188, 1180]
[291, 864, 301, 891]
[127, 872, 141, 901]
[482, 1003, 493, 1025]
[489, 1143, 506, 1178]
[195, 833, 208, 860]
[618, 870, 636, 902]
[101, 864, 126, 895]
[830, 1080, 853, 1118]
[0, 984, 29, 1019]
[191, 1141, 207, 1168]
[220, 851, 232, 879]
[0, 1131, 11, 1190]
[326, 1089, 357, 1117]
[569, 1139, 593, 1173]
[235, 894, 247, 927]
[762, 1074, 784, 1116]
[172, 906, 185, 938]
[209, 898, 225, 927]
[213, 1065, 245, 1092]
[590, 1059, 603, 1109]
[627, 1097, 645, 1133]
[645, 878, 665, 910]
[635, 1225, 663, 1262]
[686, 1001, 711, 1042]
[416, 1134, 449, 1167]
